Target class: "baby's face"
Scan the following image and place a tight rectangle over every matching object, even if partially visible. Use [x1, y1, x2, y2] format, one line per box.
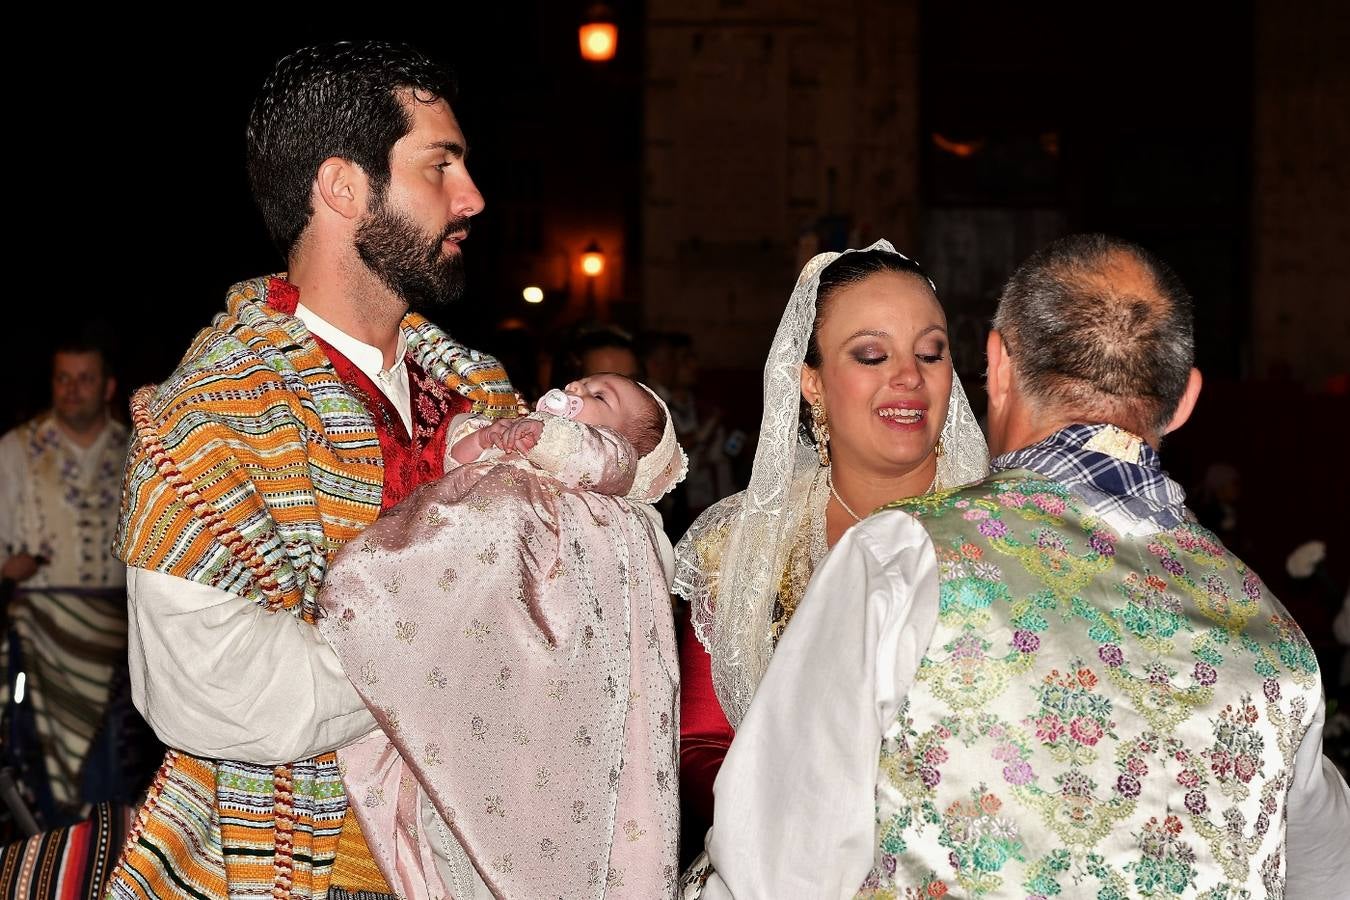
[564, 374, 646, 436]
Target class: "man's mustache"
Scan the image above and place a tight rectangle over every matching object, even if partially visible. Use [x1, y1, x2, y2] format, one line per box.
[439, 218, 472, 243]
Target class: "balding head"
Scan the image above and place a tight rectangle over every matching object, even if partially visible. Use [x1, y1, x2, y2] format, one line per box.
[991, 234, 1195, 440]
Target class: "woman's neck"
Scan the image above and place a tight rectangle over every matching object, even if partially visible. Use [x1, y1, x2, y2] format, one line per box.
[830, 454, 937, 521]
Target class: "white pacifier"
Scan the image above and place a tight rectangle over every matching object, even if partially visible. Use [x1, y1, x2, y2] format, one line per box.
[536, 388, 584, 420]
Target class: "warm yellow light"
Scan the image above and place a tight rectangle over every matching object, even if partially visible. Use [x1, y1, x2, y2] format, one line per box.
[579, 23, 617, 62]
[581, 252, 605, 277]
[522, 286, 545, 304]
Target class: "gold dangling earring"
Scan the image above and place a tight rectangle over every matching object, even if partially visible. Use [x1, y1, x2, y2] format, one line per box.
[935, 436, 945, 459]
[811, 401, 830, 467]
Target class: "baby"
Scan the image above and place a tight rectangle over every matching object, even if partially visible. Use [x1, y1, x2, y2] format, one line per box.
[450, 373, 669, 472]
[318, 374, 686, 900]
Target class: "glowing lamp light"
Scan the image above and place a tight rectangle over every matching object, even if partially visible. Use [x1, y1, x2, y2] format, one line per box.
[580, 241, 605, 278]
[522, 286, 545, 304]
[932, 132, 985, 159]
[579, 22, 618, 62]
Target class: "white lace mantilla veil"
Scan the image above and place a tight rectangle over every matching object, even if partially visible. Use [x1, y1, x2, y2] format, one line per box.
[671, 238, 989, 727]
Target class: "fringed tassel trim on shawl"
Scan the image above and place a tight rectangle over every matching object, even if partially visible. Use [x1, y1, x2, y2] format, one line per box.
[129, 387, 289, 612]
[272, 766, 296, 900]
[107, 749, 179, 889]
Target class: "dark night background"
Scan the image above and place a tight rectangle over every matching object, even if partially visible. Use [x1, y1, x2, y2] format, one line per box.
[11, 6, 646, 414]
[8, 1, 1349, 678]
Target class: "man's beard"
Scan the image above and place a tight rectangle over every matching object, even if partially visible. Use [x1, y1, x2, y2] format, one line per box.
[354, 199, 469, 312]
[55, 401, 106, 435]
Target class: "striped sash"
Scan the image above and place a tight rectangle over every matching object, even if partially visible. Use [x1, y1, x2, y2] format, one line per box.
[3, 586, 126, 811]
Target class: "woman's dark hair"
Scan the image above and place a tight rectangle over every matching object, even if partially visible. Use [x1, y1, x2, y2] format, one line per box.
[803, 250, 936, 369]
[246, 41, 457, 259]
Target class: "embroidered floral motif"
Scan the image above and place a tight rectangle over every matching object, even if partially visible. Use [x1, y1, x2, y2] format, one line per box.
[1126, 815, 1199, 897]
[1113, 572, 1192, 654]
[465, 619, 492, 642]
[1266, 615, 1318, 684]
[1028, 663, 1116, 765]
[1201, 697, 1265, 803]
[938, 784, 1026, 896]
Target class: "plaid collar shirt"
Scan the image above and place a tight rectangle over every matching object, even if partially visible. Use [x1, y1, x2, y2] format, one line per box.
[991, 423, 1189, 533]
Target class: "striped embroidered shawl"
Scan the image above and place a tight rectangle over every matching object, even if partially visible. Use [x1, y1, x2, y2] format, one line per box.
[107, 276, 517, 900]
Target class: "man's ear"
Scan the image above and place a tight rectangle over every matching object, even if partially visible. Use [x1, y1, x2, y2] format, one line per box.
[1163, 368, 1203, 435]
[313, 156, 367, 221]
[985, 329, 1012, 412]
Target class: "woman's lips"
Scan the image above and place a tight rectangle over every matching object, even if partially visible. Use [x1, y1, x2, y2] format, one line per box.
[876, 405, 927, 432]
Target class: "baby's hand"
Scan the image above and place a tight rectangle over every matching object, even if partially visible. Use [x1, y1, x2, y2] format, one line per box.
[488, 418, 545, 454]
[450, 422, 496, 464]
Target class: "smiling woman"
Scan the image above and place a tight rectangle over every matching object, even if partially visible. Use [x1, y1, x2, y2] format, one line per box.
[799, 256, 954, 542]
[670, 239, 989, 855]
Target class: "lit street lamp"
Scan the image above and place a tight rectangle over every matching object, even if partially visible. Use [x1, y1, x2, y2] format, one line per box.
[579, 4, 618, 62]
[580, 240, 605, 315]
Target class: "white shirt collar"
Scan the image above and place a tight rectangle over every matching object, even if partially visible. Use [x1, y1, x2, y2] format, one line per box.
[293, 303, 408, 382]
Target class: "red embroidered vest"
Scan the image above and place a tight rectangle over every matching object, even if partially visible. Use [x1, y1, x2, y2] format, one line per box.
[313, 336, 468, 509]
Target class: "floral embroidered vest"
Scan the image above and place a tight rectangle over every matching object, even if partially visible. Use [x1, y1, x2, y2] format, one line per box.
[857, 472, 1321, 900]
